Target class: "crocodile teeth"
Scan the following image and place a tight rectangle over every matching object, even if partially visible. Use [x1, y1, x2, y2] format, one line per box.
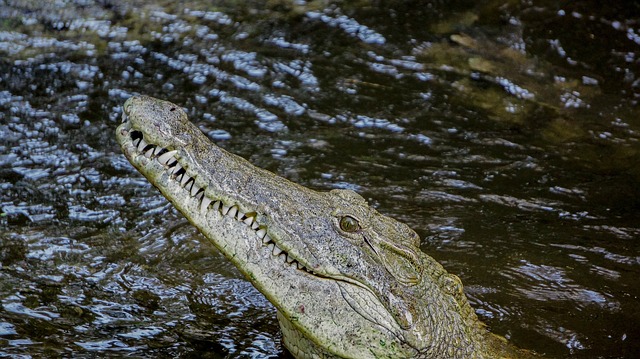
[137, 136, 315, 275]
[185, 179, 194, 192]
[164, 158, 176, 168]
[175, 169, 186, 182]
[136, 138, 147, 151]
[157, 150, 178, 165]
[200, 196, 212, 213]
[144, 145, 157, 157]
[190, 184, 201, 197]
[169, 164, 182, 175]
[181, 174, 192, 187]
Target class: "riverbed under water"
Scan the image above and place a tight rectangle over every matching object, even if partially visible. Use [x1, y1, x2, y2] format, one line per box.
[1, 0, 639, 357]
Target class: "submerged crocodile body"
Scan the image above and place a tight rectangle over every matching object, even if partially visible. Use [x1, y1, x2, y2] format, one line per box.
[116, 95, 535, 358]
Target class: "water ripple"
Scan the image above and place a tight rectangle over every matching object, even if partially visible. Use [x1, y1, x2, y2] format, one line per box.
[306, 10, 386, 45]
[508, 261, 618, 310]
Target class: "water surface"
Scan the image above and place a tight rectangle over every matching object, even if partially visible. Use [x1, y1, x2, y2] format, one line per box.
[1, 0, 639, 357]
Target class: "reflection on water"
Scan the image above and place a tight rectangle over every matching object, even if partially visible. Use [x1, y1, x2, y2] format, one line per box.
[1, 0, 639, 357]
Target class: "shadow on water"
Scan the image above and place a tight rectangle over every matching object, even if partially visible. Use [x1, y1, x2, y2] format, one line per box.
[0, 0, 639, 357]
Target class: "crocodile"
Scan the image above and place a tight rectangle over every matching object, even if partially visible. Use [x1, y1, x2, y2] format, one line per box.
[116, 95, 536, 358]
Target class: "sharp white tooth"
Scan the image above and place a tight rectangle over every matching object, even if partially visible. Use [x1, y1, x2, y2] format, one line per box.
[221, 204, 231, 215]
[279, 253, 287, 262]
[191, 184, 201, 197]
[243, 216, 254, 226]
[169, 164, 182, 175]
[256, 228, 267, 239]
[157, 150, 178, 165]
[137, 138, 147, 151]
[267, 243, 275, 252]
[286, 255, 295, 264]
[236, 210, 245, 220]
[200, 196, 212, 213]
[262, 234, 271, 244]
[228, 206, 238, 218]
[144, 146, 156, 157]
[133, 137, 142, 147]
[181, 174, 191, 187]
[212, 201, 221, 212]
[272, 245, 282, 256]
[297, 262, 304, 270]
[251, 221, 259, 230]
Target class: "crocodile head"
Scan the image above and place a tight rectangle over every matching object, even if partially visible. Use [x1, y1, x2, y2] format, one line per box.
[116, 95, 489, 358]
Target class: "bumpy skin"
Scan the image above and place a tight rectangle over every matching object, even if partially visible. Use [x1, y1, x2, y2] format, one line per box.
[116, 95, 534, 359]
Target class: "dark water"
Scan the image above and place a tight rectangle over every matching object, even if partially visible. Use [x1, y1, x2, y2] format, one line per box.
[1, 0, 639, 357]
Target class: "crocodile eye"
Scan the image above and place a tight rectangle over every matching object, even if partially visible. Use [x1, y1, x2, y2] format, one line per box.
[339, 216, 360, 233]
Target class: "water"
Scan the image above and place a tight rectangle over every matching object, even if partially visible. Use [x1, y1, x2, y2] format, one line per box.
[1, 0, 639, 357]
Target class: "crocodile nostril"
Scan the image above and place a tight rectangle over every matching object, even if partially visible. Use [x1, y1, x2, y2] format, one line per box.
[130, 130, 143, 141]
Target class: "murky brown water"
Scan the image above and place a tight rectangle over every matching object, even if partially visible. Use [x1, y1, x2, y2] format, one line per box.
[1, 0, 639, 357]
